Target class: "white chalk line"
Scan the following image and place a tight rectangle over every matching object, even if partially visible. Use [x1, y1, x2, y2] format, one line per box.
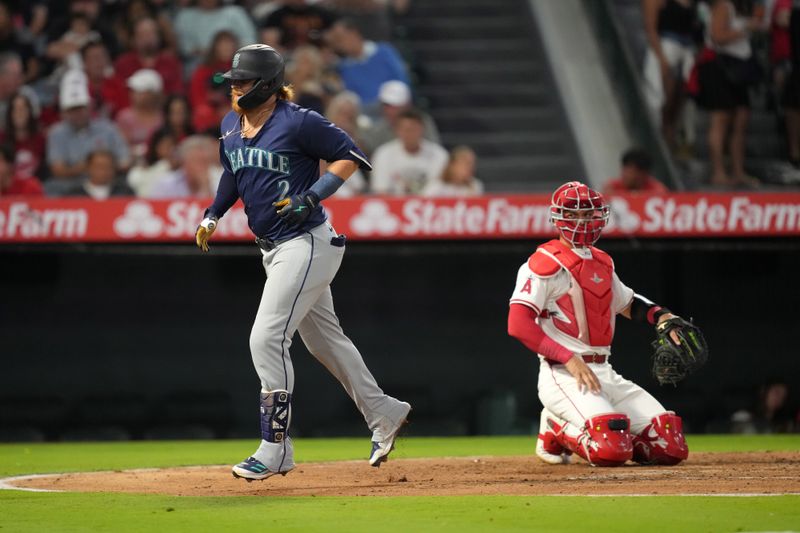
[1, 468, 799, 497]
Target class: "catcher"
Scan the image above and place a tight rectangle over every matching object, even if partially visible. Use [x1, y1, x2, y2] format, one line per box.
[507, 181, 708, 467]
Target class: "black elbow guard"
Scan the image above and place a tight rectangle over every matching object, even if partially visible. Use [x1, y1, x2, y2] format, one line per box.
[630, 294, 670, 325]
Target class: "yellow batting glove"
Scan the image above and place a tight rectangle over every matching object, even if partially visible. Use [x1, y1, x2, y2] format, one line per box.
[195, 216, 218, 252]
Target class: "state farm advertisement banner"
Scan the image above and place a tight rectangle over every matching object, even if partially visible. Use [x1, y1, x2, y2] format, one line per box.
[0, 193, 798, 243]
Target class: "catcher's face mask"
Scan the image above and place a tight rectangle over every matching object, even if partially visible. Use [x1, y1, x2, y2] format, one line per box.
[550, 181, 609, 246]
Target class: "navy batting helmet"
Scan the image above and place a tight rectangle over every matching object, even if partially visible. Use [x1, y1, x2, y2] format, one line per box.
[221, 44, 285, 109]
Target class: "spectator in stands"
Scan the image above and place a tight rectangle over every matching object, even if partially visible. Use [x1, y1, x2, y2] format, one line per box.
[45, 0, 119, 59]
[174, 0, 257, 72]
[285, 44, 327, 114]
[147, 135, 221, 198]
[731, 380, 798, 433]
[112, 0, 178, 56]
[604, 147, 670, 193]
[363, 80, 440, 155]
[642, 0, 700, 151]
[0, 143, 43, 197]
[4, 2, 48, 49]
[327, 0, 400, 41]
[189, 30, 239, 133]
[782, 1, 800, 167]
[325, 18, 410, 114]
[0, 2, 41, 84]
[1, 92, 45, 179]
[64, 149, 134, 199]
[163, 94, 195, 141]
[45, 11, 101, 73]
[768, 0, 793, 101]
[325, 91, 367, 196]
[47, 70, 130, 190]
[82, 39, 128, 119]
[114, 17, 184, 96]
[127, 127, 179, 197]
[370, 108, 449, 195]
[0, 53, 39, 133]
[422, 146, 485, 197]
[115, 69, 165, 164]
[697, 0, 764, 186]
[259, 0, 337, 52]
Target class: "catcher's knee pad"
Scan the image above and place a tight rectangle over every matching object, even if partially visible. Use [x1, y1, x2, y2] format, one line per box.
[633, 412, 688, 465]
[260, 389, 291, 443]
[578, 414, 634, 467]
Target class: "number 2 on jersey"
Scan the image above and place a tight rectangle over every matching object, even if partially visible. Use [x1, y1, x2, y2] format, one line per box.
[276, 179, 290, 201]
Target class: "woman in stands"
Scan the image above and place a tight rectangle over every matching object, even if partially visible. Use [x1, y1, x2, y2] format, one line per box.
[1, 92, 45, 180]
[698, 0, 764, 186]
[643, 0, 701, 151]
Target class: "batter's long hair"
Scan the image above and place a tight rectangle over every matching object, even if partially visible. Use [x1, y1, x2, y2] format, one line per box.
[278, 84, 295, 101]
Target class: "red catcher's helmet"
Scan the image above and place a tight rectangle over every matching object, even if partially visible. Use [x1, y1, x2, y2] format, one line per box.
[550, 181, 610, 246]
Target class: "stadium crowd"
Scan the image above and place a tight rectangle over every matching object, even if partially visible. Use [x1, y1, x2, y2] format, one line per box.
[0, 0, 484, 199]
[1, 0, 798, 199]
[642, 0, 800, 188]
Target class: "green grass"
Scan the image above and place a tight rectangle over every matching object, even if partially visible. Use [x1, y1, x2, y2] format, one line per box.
[2, 434, 799, 478]
[1, 492, 798, 533]
[1, 435, 799, 532]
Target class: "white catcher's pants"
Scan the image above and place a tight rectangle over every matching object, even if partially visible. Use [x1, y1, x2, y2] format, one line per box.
[249, 221, 406, 457]
[537, 358, 666, 436]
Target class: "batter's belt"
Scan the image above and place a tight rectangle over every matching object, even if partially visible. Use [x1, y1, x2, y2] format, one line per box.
[255, 233, 347, 252]
[255, 235, 295, 251]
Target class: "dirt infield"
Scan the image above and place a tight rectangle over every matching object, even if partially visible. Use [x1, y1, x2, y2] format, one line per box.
[7, 452, 800, 497]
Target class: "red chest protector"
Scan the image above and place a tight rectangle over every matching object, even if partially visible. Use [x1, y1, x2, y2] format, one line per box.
[530, 239, 615, 347]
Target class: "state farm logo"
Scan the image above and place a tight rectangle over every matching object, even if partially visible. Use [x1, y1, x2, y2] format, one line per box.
[113, 201, 164, 237]
[0, 202, 88, 238]
[350, 199, 401, 235]
[607, 198, 640, 232]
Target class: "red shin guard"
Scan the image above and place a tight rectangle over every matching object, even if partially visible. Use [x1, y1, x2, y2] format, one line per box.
[551, 414, 633, 466]
[633, 412, 689, 465]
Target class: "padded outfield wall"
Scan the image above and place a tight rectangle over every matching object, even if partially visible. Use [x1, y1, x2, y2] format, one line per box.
[1, 236, 797, 440]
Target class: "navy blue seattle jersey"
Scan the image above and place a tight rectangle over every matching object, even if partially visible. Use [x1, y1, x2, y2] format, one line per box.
[207, 100, 371, 241]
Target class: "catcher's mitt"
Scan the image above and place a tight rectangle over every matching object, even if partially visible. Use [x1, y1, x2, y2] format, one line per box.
[651, 317, 708, 386]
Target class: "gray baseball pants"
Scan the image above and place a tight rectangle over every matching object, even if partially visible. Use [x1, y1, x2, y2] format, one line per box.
[249, 221, 407, 469]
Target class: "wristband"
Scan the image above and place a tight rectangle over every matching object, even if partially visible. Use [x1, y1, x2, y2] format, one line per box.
[308, 171, 345, 201]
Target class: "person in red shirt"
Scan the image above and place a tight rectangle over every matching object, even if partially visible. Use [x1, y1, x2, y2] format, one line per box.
[604, 148, 669, 193]
[0, 92, 45, 179]
[114, 17, 184, 96]
[189, 30, 239, 133]
[0, 143, 43, 196]
[82, 39, 128, 119]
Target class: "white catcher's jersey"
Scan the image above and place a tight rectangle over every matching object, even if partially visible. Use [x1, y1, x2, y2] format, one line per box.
[509, 247, 635, 358]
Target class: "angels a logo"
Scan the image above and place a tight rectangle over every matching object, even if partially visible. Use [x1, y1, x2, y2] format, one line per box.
[232, 53, 240, 68]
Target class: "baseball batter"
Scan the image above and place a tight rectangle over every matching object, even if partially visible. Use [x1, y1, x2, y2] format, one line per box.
[195, 44, 410, 481]
[507, 181, 689, 466]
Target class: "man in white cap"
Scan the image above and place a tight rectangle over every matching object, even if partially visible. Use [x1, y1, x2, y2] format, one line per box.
[115, 68, 165, 161]
[46, 69, 131, 193]
[362, 80, 440, 156]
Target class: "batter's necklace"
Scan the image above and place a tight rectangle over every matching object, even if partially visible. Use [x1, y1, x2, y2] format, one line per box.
[239, 108, 271, 138]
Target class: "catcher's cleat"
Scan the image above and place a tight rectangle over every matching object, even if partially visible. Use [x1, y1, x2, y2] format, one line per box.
[535, 436, 572, 465]
[231, 456, 292, 481]
[535, 411, 572, 465]
[369, 402, 411, 467]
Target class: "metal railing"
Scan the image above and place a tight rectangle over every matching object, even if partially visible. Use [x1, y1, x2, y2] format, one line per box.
[582, 0, 684, 190]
